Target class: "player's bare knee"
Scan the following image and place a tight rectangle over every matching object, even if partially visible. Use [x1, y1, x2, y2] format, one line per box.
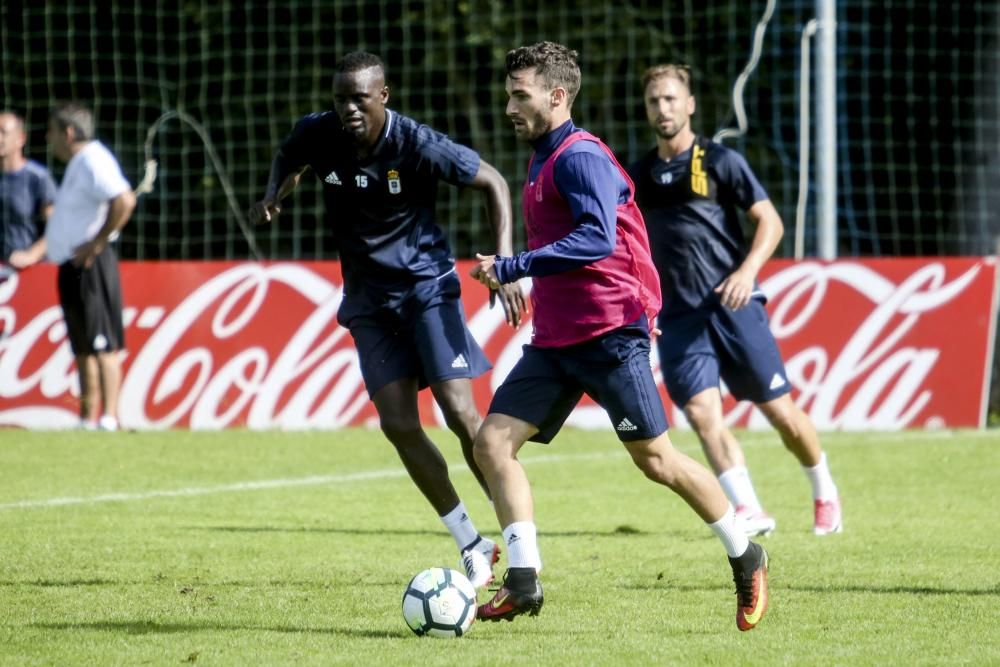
[683, 405, 716, 437]
[472, 434, 496, 470]
[379, 417, 423, 447]
[630, 450, 671, 485]
[474, 422, 513, 467]
[768, 410, 804, 446]
[440, 404, 481, 442]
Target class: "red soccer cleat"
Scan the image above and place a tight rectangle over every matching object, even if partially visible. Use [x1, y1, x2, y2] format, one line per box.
[476, 567, 544, 622]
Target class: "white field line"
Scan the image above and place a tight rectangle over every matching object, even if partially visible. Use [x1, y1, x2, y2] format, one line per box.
[0, 451, 618, 511]
[0, 429, 992, 511]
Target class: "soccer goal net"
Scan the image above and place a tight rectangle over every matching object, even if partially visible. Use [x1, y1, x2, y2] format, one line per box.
[2, 1, 997, 260]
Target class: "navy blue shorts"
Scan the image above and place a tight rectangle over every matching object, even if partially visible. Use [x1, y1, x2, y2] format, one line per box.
[346, 272, 490, 397]
[489, 318, 668, 444]
[657, 299, 791, 408]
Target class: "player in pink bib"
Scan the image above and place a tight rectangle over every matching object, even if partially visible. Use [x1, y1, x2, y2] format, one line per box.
[518, 129, 660, 346]
[470, 42, 769, 631]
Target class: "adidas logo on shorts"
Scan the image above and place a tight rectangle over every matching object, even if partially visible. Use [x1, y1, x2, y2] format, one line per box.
[616, 417, 639, 432]
[451, 354, 468, 369]
[769, 373, 786, 390]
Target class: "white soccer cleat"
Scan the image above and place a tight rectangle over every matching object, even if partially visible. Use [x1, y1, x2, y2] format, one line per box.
[813, 497, 843, 535]
[735, 505, 777, 537]
[460, 536, 500, 589]
[97, 415, 119, 432]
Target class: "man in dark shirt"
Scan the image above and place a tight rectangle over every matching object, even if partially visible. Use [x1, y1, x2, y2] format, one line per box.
[470, 42, 768, 632]
[629, 63, 842, 537]
[0, 110, 57, 279]
[249, 52, 526, 589]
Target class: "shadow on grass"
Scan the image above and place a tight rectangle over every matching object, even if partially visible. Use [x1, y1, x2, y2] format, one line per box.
[0, 577, 416, 588]
[785, 583, 1000, 597]
[28, 620, 405, 638]
[200, 526, 445, 537]
[623, 581, 1000, 597]
[197, 525, 695, 539]
[0, 579, 119, 587]
[14, 578, 996, 598]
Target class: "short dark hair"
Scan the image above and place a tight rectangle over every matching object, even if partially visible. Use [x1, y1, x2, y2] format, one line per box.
[641, 63, 693, 94]
[49, 101, 94, 142]
[335, 51, 386, 78]
[505, 41, 581, 107]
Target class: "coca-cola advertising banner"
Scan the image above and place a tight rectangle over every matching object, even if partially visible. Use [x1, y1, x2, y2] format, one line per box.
[0, 257, 996, 430]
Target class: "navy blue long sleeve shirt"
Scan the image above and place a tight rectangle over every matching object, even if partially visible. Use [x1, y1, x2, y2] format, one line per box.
[495, 120, 629, 284]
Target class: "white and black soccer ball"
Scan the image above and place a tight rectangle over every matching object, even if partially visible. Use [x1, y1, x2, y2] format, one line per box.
[401, 567, 477, 637]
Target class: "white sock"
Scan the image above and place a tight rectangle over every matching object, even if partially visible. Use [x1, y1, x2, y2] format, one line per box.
[708, 504, 750, 558]
[440, 502, 479, 551]
[718, 466, 763, 512]
[503, 521, 542, 571]
[803, 452, 838, 500]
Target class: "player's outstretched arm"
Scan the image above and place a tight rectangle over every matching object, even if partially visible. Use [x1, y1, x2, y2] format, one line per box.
[715, 198, 784, 310]
[469, 160, 527, 327]
[249, 149, 307, 225]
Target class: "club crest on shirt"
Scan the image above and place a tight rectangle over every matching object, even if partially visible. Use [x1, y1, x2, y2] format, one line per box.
[660, 171, 673, 184]
[387, 169, 402, 194]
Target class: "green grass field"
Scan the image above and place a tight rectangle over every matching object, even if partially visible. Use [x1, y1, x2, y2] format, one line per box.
[1, 427, 997, 666]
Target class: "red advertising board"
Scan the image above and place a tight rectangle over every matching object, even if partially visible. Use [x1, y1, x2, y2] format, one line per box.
[0, 257, 996, 430]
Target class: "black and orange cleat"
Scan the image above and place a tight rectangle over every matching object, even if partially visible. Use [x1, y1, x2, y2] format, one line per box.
[729, 541, 769, 631]
[476, 567, 544, 622]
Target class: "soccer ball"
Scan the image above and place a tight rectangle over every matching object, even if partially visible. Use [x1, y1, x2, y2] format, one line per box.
[401, 567, 477, 637]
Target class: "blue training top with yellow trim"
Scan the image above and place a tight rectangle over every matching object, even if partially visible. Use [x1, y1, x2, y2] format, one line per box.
[629, 136, 769, 319]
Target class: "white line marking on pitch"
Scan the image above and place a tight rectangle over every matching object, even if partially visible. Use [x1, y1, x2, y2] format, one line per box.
[0, 429, 991, 511]
[0, 451, 621, 511]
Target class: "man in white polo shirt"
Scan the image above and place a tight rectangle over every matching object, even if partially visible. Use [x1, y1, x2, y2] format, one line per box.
[43, 101, 135, 431]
